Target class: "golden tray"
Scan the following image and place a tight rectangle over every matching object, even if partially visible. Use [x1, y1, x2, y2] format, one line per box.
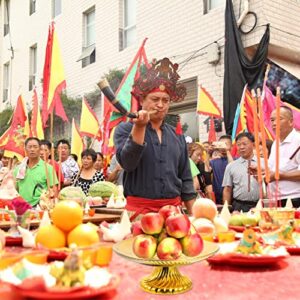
[113, 238, 219, 295]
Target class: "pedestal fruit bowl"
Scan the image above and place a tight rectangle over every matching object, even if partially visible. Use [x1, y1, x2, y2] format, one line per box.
[113, 237, 219, 295]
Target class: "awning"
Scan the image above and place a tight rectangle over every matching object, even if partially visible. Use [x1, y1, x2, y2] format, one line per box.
[77, 44, 95, 62]
[269, 57, 300, 80]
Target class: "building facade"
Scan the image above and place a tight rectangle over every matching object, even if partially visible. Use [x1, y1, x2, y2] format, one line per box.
[0, 0, 299, 141]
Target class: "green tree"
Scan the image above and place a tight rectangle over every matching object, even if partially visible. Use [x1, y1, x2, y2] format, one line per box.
[0, 106, 14, 136]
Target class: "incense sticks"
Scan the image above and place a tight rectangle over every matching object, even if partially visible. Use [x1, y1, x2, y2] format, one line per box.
[256, 88, 270, 195]
[251, 89, 263, 200]
[275, 87, 281, 207]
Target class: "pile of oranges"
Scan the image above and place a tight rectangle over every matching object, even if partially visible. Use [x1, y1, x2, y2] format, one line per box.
[35, 200, 99, 249]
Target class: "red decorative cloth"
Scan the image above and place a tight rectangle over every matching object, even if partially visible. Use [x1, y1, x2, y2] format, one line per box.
[126, 196, 181, 221]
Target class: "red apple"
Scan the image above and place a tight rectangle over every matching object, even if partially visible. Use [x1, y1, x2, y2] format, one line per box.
[159, 205, 180, 220]
[131, 221, 144, 236]
[180, 233, 203, 257]
[157, 228, 168, 243]
[165, 214, 190, 238]
[141, 213, 164, 235]
[157, 237, 182, 260]
[132, 234, 157, 259]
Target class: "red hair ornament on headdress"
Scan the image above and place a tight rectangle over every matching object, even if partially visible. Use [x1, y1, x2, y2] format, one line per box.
[131, 58, 187, 102]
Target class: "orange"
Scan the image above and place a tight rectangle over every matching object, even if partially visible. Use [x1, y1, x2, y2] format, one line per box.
[67, 223, 99, 247]
[51, 200, 83, 232]
[35, 224, 66, 249]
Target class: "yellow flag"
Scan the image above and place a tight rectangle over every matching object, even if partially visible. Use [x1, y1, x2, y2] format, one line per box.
[197, 86, 222, 118]
[71, 118, 84, 166]
[80, 98, 101, 140]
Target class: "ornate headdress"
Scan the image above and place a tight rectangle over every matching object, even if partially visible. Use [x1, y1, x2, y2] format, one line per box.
[131, 58, 187, 102]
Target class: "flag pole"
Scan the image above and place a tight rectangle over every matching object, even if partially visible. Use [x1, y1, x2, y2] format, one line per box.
[50, 112, 56, 195]
[58, 150, 62, 191]
[43, 153, 50, 191]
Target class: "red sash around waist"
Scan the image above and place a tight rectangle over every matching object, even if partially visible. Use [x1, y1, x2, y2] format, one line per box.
[126, 196, 182, 221]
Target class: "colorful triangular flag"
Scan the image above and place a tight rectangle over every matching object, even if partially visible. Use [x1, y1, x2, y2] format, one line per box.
[71, 118, 84, 166]
[80, 98, 101, 140]
[42, 23, 68, 127]
[197, 86, 222, 118]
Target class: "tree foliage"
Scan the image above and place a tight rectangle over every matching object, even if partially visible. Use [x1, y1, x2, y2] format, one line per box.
[0, 106, 14, 136]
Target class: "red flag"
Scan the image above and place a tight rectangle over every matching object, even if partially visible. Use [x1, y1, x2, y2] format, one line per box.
[208, 117, 217, 142]
[3, 96, 31, 160]
[175, 116, 183, 135]
[42, 23, 68, 127]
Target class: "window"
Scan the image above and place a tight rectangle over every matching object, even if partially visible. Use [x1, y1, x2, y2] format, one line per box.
[3, 62, 10, 102]
[169, 78, 198, 139]
[29, 0, 36, 15]
[29, 45, 37, 91]
[208, 0, 224, 10]
[77, 7, 96, 68]
[120, 0, 136, 50]
[4, 0, 10, 36]
[52, 0, 61, 18]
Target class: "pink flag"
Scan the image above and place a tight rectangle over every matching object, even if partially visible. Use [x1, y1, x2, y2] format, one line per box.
[262, 85, 300, 134]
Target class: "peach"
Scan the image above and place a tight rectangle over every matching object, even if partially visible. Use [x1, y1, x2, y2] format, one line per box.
[157, 237, 182, 260]
[192, 218, 215, 235]
[192, 198, 218, 221]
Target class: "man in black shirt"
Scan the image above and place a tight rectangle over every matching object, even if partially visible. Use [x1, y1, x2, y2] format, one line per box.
[114, 58, 196, 218]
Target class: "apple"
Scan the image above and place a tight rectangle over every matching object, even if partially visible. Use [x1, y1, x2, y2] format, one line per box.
[165, 214, 190, 238]
[132, 221, 144, 236]
[229, 214, 244, 226]
[141, 213, 164, 235]
[180, 232, 203, 257]
[192, 198, 218, 221]
[159, 205, 180, 220]
[241, 214, 258, 226]
[192, 218, 215, 235]
[157, 228, 168, 243]
[132, 234, 157, 259]
[157, 237, 182, 260]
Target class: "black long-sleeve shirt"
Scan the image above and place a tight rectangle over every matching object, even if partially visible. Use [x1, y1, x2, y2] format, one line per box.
[114, 121, 196, 201]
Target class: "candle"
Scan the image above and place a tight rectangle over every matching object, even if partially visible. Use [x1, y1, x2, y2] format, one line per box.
[251, 90, 263, 199]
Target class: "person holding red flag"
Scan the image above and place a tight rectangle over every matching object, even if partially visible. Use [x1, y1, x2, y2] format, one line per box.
[114, 58, 196, 219]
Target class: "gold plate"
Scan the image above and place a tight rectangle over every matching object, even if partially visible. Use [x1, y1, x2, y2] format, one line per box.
[113, 238, 219, 295]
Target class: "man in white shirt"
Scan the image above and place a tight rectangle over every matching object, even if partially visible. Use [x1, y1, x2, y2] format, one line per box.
[268, 106, 300, 207]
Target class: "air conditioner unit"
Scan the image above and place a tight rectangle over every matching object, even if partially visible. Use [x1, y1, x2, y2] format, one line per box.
[207, 42, 220, 65]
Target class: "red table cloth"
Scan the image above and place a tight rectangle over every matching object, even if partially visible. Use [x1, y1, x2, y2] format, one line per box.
[1, 253, 300, 300]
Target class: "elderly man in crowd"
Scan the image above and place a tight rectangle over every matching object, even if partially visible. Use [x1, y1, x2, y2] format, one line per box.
[222, 132, 259, 212]
[268, 106, 300, 207]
